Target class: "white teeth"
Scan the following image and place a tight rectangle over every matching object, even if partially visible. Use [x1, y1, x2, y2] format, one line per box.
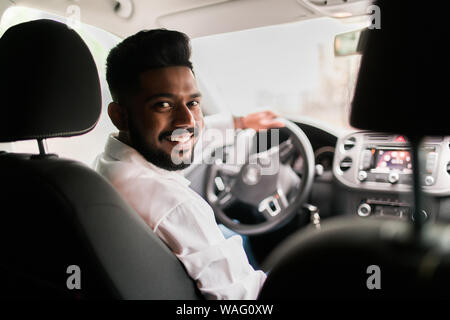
[169, 134, 192, 143]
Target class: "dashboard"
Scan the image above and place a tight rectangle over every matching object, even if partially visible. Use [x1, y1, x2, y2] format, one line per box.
[187, 120, 450, 225]
[333, 132, 450, 221]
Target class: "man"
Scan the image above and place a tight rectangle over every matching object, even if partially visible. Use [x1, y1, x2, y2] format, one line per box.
[95, 29, 284, 299]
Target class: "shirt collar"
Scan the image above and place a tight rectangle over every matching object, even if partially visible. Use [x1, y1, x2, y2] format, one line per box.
[104, 133, 191, 187]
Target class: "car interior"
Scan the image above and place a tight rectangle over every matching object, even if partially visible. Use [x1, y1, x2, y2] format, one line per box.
[0, 0, 449, 300]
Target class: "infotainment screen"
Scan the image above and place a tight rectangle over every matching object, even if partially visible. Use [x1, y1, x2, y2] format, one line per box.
[375, 149, 412, 173]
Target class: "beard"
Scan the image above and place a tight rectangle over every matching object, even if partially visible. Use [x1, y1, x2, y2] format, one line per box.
[128, 123, 198, 171]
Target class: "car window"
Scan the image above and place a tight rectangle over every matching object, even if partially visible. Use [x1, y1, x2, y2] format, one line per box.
[0, 6, 120, 166]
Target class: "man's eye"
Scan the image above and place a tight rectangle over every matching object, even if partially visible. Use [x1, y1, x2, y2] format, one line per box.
[155, 102, 171, 108]
[188, 101, 200, 108]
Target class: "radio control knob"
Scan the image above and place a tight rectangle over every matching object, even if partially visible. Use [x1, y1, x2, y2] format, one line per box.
[358, 170, 368, 182]
[424, 176, 435, 186]
[357, 203, 372, 217]
[388, 172, 399, 184]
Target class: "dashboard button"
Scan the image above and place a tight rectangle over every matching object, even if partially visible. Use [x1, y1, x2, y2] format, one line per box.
[426, 152, 438, 174]
[424, 175, 435, 186]
[358, 170, 368, 182]
[357, 203, 372, 217]
[388, 172, 399, 184]
[361, 150, 372, 170]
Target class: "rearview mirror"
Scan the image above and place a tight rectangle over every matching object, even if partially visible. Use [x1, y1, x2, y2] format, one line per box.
[334, 28, 368, 56]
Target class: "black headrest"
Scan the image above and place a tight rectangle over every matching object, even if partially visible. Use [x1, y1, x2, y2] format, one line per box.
[260, 217, 450, 299]
[350, 1, 449, 136]
[0, 19, 101, 142]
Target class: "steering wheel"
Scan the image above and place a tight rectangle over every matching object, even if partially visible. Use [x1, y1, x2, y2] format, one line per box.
[205, 119, 315, 235]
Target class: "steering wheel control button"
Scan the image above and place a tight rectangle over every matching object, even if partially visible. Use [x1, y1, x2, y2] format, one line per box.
[214, 177, 225, 192]
[388, 172, 399, 184]
[315, 164, 324, 176]
[258, 155, 271, 167]
[217, 193, 233, 206]
[357, 203, 372, 217]
[269, 201, 277, 212]
[242, 165, 261, 185]
[424, 175, 435, 186]
[258, 196, 281, 217]
[358, 170, 368, 182]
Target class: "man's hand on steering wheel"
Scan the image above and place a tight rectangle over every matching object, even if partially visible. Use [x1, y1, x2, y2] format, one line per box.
[233, 110, 286, 131]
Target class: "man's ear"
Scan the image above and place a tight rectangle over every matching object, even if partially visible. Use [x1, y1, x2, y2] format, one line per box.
[108, 102, 128, 131]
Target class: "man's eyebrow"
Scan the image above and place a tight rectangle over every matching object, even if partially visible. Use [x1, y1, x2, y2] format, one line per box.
[144, 92, 202, 102]
[144, 93, 175, 102]
[190, 92, 202, 99]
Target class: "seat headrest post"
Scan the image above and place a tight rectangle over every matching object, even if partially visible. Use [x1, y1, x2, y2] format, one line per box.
[37, 139, 48, 156]
[410, 136, 426, 234]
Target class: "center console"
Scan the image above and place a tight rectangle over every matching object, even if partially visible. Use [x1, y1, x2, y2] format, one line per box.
[333, 132, 450, 221]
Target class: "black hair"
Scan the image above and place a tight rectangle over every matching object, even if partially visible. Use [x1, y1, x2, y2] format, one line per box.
[106, 29, 193, 104]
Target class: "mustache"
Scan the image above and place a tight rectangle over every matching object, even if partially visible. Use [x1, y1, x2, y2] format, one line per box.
[158, 125, 200, 141]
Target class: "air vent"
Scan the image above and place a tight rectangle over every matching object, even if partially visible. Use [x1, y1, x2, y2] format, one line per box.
[340, 157, 353, 172]
[365, 134, 392, 141]
[343, 137, 356, 150]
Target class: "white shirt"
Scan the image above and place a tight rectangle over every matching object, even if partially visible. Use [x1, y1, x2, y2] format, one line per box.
[94, 114, 266, 300]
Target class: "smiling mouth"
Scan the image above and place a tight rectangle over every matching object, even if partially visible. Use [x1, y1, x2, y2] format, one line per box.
[164, 132, 194, 145]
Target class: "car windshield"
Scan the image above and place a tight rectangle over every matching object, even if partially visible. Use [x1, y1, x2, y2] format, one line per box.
[0, 6, 367, 164]
[191, 17, 368, 133]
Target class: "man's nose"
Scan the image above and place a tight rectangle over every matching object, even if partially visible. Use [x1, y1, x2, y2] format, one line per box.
[173, 103, 195, 128]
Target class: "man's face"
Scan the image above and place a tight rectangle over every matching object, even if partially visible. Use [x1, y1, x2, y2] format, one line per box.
[125, 66, 204, 170]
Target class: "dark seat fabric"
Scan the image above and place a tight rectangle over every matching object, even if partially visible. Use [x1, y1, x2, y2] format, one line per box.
[0, 19, 201, 299]
[0, 153, 201, 299]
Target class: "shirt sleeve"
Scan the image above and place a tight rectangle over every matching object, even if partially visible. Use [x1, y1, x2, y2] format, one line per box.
[154, 200, 267, 300]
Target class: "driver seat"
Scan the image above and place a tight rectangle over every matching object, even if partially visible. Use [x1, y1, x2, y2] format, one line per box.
[0, 19, 201, 299]
[259, 0, 450, 300]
